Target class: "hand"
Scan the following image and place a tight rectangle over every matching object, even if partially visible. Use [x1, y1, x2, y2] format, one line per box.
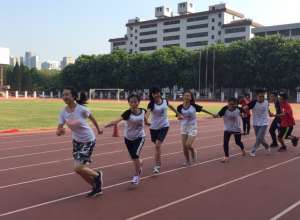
[56, 128, 66, 136]
[98, 128, 104, 135]
[213, 114, 219, 118]
[145, 122, 151, 126]
[104, 123, 115, 128]
[269, 112, 275, 117]
[177, 114, 184, 120]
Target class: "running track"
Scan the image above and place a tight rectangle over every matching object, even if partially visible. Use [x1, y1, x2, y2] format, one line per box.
[0, 119, 299, 220]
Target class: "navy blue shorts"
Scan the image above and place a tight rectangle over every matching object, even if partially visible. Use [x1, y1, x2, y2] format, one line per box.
[150, 127, 169, 143]
[125, 137, 145, 159]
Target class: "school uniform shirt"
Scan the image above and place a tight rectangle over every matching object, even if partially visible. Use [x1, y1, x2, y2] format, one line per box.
[121, 108, 146, 141]
[59, 104, 95, 143]
[218, 106, 243, 133]
[280, 102, 295, 127]
[239, 98, 251, 117]
[248, 100, 269, 126]
[177, 104, 203, 127]
[147, 99, 170, 130]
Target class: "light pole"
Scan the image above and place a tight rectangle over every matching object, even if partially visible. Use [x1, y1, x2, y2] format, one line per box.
[212, 48, 216, 98]
[205, 48, 208, 97]
[198, 51, 202, 97]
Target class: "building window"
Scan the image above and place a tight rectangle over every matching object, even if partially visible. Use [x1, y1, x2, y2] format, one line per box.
[135, 36, 138, 40]
[224, 37, 246, 43]
[187, 16, 209, 22]
[266, 31, 278, 36]
[186, 41, 208, 47]
[113, 41, 126, 46]
[140, 23, 157, 29]
[135, 44, 137, 47]
[130, 27, 133, 31]
[187, 24, 209, 30]
[187, 32, 208, 38]
[225, 27, 246, 34]
[164, 20, 180, 25]
[130, 41, 133, 45]
[130, 34, 133, 37]
[279, 30, 290, 37]
[211, 35, 215, 39]
[140, 38, 157, 44]
[140, 30, 157, 36]
[218, 31, 222, 35]
[212, 18, 215, 22]
[129, 49, 133, 53]
[218, 13, 222, 18]
[255, 32, 266, 37]
[163, 44, 180, 48]
[163, 35, 180, 41]
[140, 46, 157, 51]
[163, 27, 180, 33]
[212, 26, 215, 30]
[291, 28, 300, 36]
[212, 7, 215, 11]
[218, 22, 222, 26]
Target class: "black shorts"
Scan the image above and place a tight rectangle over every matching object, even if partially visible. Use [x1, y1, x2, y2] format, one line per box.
[125, 137, 145, 159]
[72, 140, 96, 165]
[150, 127, 169, 143]
[278, 127, 294, 139]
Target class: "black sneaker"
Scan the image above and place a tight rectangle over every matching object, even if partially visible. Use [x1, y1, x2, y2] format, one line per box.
[95, 171, 103, 192]
[278, 147, 287, 152]
[270, 143, 279, 148]
[292, 137, 299, 147]
[86, 187, 102, 197]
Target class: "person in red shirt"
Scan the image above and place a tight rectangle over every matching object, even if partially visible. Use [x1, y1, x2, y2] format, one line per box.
[239, 93, 251, 135]
[277, 92, 299, 152]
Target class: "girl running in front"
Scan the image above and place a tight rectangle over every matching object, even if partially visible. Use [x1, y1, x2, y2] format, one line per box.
[215, 98, 246, 163]
[177, 91, 215, 166]
[56, 87, 103, 197]
[239, 93, 251, 135]
[146, 86, 182, 174]
[105, 94, 149, 185]
[276, 92, 299, 152]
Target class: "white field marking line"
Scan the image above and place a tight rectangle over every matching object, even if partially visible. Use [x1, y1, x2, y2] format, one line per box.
[0, 139, 258, 217]
[126, 156, 300, 220]
[0, 127, 224, 160]
[0, 119, 224, 145]
[0, 133, 225, 173]
[270, 200, 300, 220]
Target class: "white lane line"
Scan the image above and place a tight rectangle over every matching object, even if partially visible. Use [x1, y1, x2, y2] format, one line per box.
[0, 130, 222, 160]
[270, 200, 300, 220]
[126, 156, 300, 220]
[0, 148, 296, 217]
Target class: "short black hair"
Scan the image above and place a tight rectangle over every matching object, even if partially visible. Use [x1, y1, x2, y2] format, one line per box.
[128, 93, 141, 102]
[279, 92, 288, 100]
[149, 86, 161, 101]
[228, 97, 238, 104]
[270, 91, 278, 96]
[255, 89, 265, 95]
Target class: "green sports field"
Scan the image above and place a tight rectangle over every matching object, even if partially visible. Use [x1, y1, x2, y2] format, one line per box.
[0, 99, 225, 131]
[0, 99, 299, 131]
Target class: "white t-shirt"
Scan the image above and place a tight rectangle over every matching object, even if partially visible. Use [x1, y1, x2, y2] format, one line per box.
[122, 108, 146, 141]
[147, 99, 170, 130]
[59, 104, 96, 143]
[218, 106, 242, 132]
[248, 100, 269, 126]
[177, 104, 203, 127]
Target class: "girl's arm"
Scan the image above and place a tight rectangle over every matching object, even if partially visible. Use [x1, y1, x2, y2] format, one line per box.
[88, 114, 103, 134]
[144, 115, 151, 126]
[168, 104, 183, 119]
[56, 124, 66, 136]
[202, 108, 215, 117]
[145, 108, 151, 121]
[105, 118, 123, 128]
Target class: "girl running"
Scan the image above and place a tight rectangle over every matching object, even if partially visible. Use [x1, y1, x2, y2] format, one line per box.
[239, 93, 251, 135]
[276, 92, 299, 152]
[105, 94, 149, 185]
[146, 86, 182, 174]
[56, 87, 103, 197]
[215, 98, 246, 163]
[177, 91, 215, 166]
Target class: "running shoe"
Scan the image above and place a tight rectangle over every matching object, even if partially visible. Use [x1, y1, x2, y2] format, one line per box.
[270, 143, 279, 148]
[192, 150, 198, 163]
[183, 161, 192, 167]
[221, 157, 229, 163]
[278, 146, 287, 152]
[266, 147, 271, 155]
[249, 152, 256, 157]
[153, 166, 161, 174]
[132, 176, 140, 185]
[292, 137, 299, 147]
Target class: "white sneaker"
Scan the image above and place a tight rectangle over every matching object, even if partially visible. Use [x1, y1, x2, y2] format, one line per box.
[153, 166, 160, 174]
[192, 151, 198, 163]
[249, 152, 256, 157]
[183, 161, 192, 167]
[266, 147, 271, 155]
[131, 176, 140, 185]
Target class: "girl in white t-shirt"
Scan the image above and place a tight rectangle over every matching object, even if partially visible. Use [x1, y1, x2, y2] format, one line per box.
[105, 94, 150, 185]
[177, 91, 215, 166]
[146, 86, 182, 174]
[57, 87, 103, 197]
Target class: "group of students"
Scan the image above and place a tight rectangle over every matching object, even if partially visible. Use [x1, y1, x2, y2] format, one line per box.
[56, 87, 299, 197]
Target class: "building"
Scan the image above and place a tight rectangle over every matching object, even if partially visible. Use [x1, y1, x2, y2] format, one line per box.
[24, 51, 32, 68]
[109, 2, 262, 53]
[41, 61, 60, 70]
[9, 56, 20, 66]
[60, 56, 75, 69]
[30, 56, 40, 69]
[252, 23, 300, 39]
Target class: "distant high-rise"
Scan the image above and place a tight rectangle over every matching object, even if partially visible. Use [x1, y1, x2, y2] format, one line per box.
[30, 56, 40, 69]
[9, 56, 20, 66]
[41, 61, 60, 70]
[60, 56, 75, 69]
[25, 51, 32, 68]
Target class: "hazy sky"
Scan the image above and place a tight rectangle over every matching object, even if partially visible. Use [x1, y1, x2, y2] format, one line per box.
[0, 0, 299, 61]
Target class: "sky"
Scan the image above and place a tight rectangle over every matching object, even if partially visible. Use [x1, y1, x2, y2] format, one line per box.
[0, 0, 299, 61]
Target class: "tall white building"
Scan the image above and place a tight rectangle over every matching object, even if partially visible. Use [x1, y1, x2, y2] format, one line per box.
[9, 56, 20, 66]
[25, 51, 32, 67]
[60, 56, 75, 69]
[41, 61, 60, 70]
[252, 23, 300, 39]
[30, 56, 40, 69]
[109, 2, 262, 53]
